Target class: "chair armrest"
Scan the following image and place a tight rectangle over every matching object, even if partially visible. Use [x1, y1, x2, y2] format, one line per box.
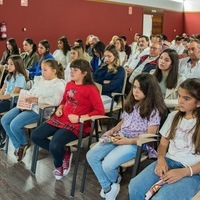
[137, 134, 160, 146]
[10, 93, 20, 98]
[79, 116, 92, 123]
[139, 134, 159, 138]
[91, 115, 110, 121]
[38, 103, 56, 110]
[111, 92, 124, 97]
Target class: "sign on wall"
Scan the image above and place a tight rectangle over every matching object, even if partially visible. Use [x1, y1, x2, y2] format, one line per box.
[21, 0, 28, 7]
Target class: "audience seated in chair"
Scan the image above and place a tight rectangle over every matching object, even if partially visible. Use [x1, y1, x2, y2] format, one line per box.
[53, 36, 71, 69]
[90, 41, 105, 72]
[0, 55, 28, 149]
[64, 45, 88, 82]
[28, 40, 54, 80]
[30, 59, 104, 181]
[129, 78, 200, 200]
[153, 49, 185, 109]
[0, 38, 20, 88]
[20, 38, 39, 70]
[179, 39, 200, 79]
[124, 35, 150, 76]
[86, 73, 167, 200]
[93, 44, 125, 110]
[114, 37, 127, 66]
[128, 42, 162, 84]
[1, 59, 65, 162]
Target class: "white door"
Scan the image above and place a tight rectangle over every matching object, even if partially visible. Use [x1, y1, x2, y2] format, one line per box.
[143, 14, 153, 37]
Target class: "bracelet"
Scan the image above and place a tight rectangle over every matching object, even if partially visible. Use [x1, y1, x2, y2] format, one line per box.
[188, 166, 193, 176]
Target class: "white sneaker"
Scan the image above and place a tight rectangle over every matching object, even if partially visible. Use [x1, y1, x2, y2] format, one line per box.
[100, 175, 122, 198]
[100, 189, 106, 198]
[105, 183, 120, 200]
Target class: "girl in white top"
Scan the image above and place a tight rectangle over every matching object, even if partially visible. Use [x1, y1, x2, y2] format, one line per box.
[115, 37, 127, 66]
[129, 78, 200, 200]
[64, 45, 85, 82]
[1, 59, 66, 162]
[153, 49, 185, 109]
[53, 36, 71, 69]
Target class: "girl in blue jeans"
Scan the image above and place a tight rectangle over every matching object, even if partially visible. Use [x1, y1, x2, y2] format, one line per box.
[87, 73, 167, 200]
[0, 55, 28, 148]
[129, 78, 200, 200]
[1, 59, 65, 162]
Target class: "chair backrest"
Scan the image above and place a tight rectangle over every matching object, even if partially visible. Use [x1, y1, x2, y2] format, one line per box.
[95, 82, 102, 94]
[25, 80, 34, 90]
[121, 70, 128, 98]
[0, 66, 6, 87]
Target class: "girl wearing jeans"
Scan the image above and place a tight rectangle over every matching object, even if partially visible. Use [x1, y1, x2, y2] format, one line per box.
[1, 59, 65, 162]
[0, 55, 28, 149]
[87, 73, 167, 200]
[129, 78, 200, 200]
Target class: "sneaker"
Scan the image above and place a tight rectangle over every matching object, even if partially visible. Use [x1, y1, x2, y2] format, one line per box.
[53, 166, 63, 180]
[63, 151, 73, 176]
[105, 183, 120, 200]
[100, 189, 106, 198]
[100, 175, 122, 198]
[17, 144, 30, 162]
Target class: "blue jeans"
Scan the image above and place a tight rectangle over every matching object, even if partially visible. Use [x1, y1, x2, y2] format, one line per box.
[128, 157, 200, 200]
[1, 107, 38, 149]
[86, 142, 137, 190]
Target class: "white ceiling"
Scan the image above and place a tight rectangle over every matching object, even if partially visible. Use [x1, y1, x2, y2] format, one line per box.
[106, 0, 200, 12]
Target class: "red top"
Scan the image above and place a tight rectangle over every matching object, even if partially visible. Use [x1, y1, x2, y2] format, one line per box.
[47, 81, 105, 136]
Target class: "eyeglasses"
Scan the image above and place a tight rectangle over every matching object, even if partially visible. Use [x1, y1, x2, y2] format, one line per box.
[150, 46, 159, 50]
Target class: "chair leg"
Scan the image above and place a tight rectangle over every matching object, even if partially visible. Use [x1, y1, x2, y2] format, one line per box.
[70, 140, 82, 197]
[80, 159, 89, 194]
[31, 144, 39, 174]
[80, 120, 96, 194]
[70, 122, 85, 198]
[131, 146, 143, 178]
[5, 137, 9, 154]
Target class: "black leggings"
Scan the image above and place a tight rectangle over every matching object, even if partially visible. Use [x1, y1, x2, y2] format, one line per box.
[31, 123, 78, 167]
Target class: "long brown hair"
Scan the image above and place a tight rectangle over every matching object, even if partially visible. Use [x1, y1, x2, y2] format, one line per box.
[124, 73, 167, 119]
[167, 78, 200, 154]
[102, 44, 120, 73]
[6, 55, 29, 81]
[154, 49, 179, 89]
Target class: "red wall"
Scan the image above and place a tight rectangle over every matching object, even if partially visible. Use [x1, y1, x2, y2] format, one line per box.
[0, 0, 143, 55]
[184, 12, 200, 35]
[163, 10, 183, 41]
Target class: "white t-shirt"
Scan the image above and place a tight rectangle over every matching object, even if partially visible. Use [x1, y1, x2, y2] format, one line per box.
[53, 50, 70, 69]
[160, 111, 200, 166]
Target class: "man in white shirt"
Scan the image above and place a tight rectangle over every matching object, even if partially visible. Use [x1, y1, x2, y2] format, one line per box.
[170, 36, 185, 55]
[179, 39, 200, 79]
[124, 35, 150, 76]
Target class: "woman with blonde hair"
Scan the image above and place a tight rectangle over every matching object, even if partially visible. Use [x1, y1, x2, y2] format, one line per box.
[64, 45, 87, 82]
[93, 44, 125, 109]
